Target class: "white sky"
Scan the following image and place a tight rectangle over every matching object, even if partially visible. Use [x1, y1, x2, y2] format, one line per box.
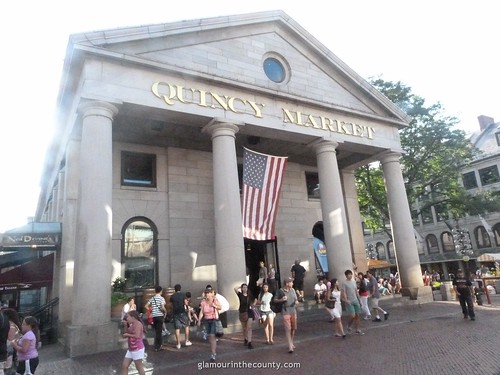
[0, 0, 498, 233]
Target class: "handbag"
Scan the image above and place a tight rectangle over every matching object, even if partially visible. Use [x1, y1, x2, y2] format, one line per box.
[256, 277, 264, 287]
[325, 297, 336, 309]
[146, 307, 153, 325]
[249, 305, 261, 320]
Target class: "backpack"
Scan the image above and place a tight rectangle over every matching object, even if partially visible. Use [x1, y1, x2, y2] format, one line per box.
[270, 289, 284, 313]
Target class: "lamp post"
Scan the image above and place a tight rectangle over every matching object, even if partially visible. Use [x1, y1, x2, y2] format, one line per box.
[452, 224, 473, 276]
[365, 243, 378, 260]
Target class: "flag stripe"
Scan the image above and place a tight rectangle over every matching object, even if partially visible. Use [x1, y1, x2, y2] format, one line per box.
[242, 148, 287, 240]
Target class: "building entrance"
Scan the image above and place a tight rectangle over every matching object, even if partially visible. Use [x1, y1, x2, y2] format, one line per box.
[244, 239, 281, 297]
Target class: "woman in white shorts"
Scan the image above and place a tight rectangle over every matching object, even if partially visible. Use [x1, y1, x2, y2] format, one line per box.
[325, 278, 346, 338]
[257, 283, 275, 344]
[121, 310, 146, 375]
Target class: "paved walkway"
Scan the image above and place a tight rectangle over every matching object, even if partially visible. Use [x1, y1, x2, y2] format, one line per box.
[36, 293, 500, 375]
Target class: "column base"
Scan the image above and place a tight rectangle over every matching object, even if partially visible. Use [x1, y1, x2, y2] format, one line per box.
[401, 286, 433, 303]
[65, 322, 118, 357]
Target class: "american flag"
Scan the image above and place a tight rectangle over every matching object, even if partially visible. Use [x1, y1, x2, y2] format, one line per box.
[242, 148, 287, 240]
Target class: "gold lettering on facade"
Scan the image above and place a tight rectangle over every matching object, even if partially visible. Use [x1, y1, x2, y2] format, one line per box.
[152, 81, 265, 118]
[282, 109, 375, 139]
[152, 81, 375, 139]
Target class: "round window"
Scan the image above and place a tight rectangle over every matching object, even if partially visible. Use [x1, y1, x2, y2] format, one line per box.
[263, 57, 286, 83]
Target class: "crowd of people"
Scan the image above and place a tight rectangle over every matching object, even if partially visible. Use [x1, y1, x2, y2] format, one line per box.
[117, 260, 394, 365]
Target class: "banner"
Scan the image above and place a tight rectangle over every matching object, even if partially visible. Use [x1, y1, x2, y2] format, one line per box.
[313, 237, 328, 273]
[242, 148, 287, 240]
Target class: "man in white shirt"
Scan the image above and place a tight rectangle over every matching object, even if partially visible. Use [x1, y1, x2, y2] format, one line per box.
[313, 278, 327, 304]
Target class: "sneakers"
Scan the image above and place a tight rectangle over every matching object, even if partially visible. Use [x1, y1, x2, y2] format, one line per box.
[210, 353, 216, 362]
[247, 342, 253, 349]
[355, 331, 365, 335]
[162, 329, 170, 336]
[372, 317, 382, 322]
[175, 343, 181, 349]
[384, 312, 389, 320]
[470, 316, 475, 321]
[244, 339, 248, 346]
[363, 316, 372, 321]
[185, 340, 192, 347]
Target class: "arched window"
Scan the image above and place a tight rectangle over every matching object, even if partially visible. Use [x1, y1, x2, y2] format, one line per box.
[122, 217, 158, 289]
[386, 241, 395, 259]
[474, 226, 491, 248]
[376, 242, 386, 259]
[441, 232, 455, 252]
[492, 223, 500, 246]
[426, 234, 439, 253]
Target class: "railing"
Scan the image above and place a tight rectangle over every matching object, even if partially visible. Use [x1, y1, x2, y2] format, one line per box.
[26, 297, 59, 345]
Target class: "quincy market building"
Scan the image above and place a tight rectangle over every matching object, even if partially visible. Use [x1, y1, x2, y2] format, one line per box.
[35, 11, 430, 356]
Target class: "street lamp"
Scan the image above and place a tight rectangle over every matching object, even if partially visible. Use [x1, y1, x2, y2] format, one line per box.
[452, 224, 473, 275]
[365, 243, 378, 260]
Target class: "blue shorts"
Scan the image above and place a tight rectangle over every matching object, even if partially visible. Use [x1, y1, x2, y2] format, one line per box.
[174, 312, 189, 329]
[345, 300, 361, 315]
[203, 319, 217, 336]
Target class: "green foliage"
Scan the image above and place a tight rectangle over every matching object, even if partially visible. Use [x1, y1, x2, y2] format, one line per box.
[357, 78, 491, 231]
[111, 291, 128, 306]
[111, 277, 127, 292]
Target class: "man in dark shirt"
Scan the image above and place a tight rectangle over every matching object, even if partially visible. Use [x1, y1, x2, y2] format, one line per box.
[171, 284, 192, 349]
[452, 269, 475, 321]
[291, 259, 306, 302]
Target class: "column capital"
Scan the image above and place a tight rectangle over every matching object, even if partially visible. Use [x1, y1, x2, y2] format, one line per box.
[202, 119, 243, 139]
[310, 139, 339, 155]
[78, 101, 119, 120]
[379, 151, 402, 165]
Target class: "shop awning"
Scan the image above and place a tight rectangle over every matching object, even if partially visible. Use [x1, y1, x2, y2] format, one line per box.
[367, 259, 394, 269]
[477, 253, 500, 262]
[0, 253, 54, 290]
[1, 222, 61, 251]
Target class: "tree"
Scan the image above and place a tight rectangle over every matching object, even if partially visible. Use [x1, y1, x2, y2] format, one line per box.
[356, 79, 500, 234]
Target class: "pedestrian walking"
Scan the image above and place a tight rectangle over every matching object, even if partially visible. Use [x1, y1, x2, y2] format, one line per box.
[357, 272, 371, 320]
[144, 285, 167, 352]
[325, 278, 346, 338]
[256, 283, 275, 344]
[366, 270, 389, 322]
[268, 264, 277, 294]
[171, 284, 192, 349]
[341, 269, 364, 335]
[275, 277, 298, 353]
[234, 284, 256, 349]
[197, 288, 221, 362]
[291, 260, 306, 302]
[452, 269, 476, 321]
[121, 310, 146, 375]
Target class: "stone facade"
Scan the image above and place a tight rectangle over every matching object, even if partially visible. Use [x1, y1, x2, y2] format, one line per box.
[35, 11, 427, 356]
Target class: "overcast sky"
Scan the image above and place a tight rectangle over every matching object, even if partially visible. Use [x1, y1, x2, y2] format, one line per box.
[0, 0, 498, 232]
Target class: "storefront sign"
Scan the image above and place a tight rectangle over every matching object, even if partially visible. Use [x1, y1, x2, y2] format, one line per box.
[3, 233, 60, 248]
[152, 82, 375, 140]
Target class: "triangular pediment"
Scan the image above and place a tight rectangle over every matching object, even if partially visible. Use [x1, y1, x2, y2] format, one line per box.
[69, 11, 409, 126]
